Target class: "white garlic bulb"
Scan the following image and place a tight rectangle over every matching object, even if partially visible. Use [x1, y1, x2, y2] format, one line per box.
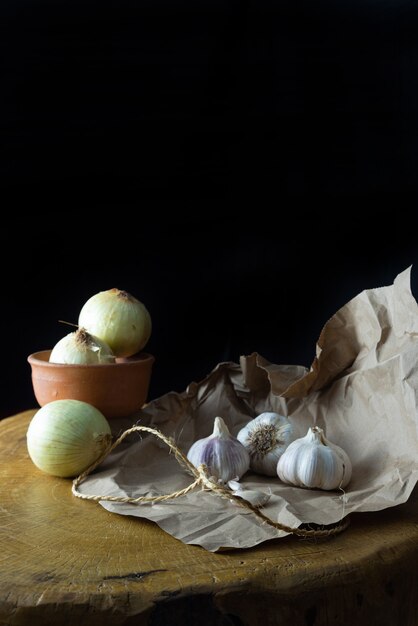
[237, 412, 296, 476]
[277, 426, 352, 491]
[187, 417, 250, 483]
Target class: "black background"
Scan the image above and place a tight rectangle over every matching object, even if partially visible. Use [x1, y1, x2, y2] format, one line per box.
[1, 0, 418, 419]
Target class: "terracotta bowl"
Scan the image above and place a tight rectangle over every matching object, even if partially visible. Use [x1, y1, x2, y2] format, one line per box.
[28, 350, 155, 419]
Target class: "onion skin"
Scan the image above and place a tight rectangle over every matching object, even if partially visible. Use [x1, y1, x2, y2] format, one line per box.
[26, 400, 112, 478]
[78, 288, 152, 358]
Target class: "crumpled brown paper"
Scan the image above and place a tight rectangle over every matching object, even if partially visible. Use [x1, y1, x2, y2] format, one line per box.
[78, 267, 418, 551]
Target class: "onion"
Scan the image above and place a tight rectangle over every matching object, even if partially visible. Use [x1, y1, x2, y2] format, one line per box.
[49, 328, 115, 364]
[26, 399, 112, 477]
[78, 288, 151, 357]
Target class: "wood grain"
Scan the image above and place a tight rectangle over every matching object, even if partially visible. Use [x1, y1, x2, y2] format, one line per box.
[1, 411, 418, 626]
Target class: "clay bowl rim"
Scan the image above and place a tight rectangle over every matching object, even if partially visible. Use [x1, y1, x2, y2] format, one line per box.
[28, 350, 155, 369]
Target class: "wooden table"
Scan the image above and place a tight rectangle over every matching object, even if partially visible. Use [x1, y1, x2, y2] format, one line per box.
[1, 410, 418, 626]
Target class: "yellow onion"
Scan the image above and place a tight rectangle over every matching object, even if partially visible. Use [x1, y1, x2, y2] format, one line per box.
[78, 288, 151, 357]
[26, 399, 112, 477]
[49, 328, 115, 364]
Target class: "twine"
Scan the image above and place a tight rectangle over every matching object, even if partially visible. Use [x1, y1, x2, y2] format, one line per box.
[72, 425, 350, 539]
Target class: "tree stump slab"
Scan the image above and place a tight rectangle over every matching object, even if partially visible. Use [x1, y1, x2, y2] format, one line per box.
[1, 410, 418, 625]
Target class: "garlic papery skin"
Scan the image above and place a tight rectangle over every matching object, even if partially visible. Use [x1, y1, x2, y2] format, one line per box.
[227, 480, 271, 508]
[237, 412, 296, 476]
[277, 426, 352, 491]
[49, 328, 115, 364]
[78, 288, 151, 358]
[26, 399, 112, 478]
[187, 417, 250, 483]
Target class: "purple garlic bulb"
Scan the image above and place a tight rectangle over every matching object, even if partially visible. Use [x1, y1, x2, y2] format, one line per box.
[187, 416, 250, 482]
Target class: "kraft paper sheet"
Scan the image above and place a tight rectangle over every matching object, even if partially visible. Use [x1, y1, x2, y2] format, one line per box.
[78, 267, 418, 551]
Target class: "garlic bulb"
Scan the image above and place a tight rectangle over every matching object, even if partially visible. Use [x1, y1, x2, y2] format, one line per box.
[79, 288, 151, 357]
[277, 426, 352, 491]
[187, 417, 250, 483]
[49, 328, 115, 364]
[237, 412, 295, 476]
